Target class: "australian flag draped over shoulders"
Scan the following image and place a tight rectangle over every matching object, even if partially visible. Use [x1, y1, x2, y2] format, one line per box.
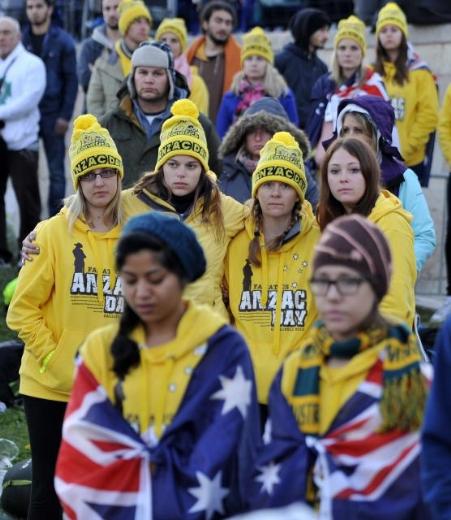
[55, 325, 260, 519]
[247, 361, 430, 519]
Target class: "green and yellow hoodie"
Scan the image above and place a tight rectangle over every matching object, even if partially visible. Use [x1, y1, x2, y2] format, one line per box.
[225, 202, 320, 403]
[7, 208, 122, 402]
[382, 61, 438, 167]
[369, 190, 416, 325]
[121, 188, 247, 319]
[81, 301, 227, 438]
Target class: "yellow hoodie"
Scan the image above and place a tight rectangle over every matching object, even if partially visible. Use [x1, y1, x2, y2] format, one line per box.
[225, 202, 320, 403]
[7, 208, 122, 402]
[81, 301, 226, 439]
[121, 188, 247, 319]
[382, 61, 438, 166]
[438, 83, 451, 165]
[369, 190, 416, 325]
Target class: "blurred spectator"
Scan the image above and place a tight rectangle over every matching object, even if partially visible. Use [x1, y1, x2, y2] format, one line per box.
[186, 0, 241, 123]
[155, 17, 209, 114]
[23, 0, 78, 217]
[87, 0, 151, 119]
[275, 8, 330, 130]
[0, 16, 45, 263]
[216, 27, 298, 138]
[218, 96, 318, 206]
[78, 0, 120, 94]
[100, 42, 221, 186]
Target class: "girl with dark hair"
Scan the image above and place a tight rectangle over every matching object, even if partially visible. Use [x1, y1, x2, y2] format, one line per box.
[122, 99, 246, 318]
[332, 95, 436, 272]
[7, 115, 124, 520]
[318, 137, 416, 325]
[248, 214, 429, 517]
[55, 211, 259, 519]
[374, 2, 438, 186]
[224, 132, 320, 408]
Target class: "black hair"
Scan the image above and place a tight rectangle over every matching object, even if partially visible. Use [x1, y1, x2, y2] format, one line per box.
[111, 232, 187, 381]
[200, 0, 237, 27]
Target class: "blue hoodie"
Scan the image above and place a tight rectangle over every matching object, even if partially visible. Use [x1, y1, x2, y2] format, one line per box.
[332, 95, 436, 272]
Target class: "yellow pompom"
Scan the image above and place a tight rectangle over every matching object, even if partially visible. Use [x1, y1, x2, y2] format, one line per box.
[273, 131, 296, 147]
[118, 0, 133, 14]
[171, 99, 199, 119]
[250, 27, 265, 36]
[73, 114, 100, 131]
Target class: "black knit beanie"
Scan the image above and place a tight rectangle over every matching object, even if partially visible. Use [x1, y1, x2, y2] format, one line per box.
[290, 8, 330, 49]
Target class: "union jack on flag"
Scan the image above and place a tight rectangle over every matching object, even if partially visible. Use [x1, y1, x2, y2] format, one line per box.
[247, 360, 431, 519]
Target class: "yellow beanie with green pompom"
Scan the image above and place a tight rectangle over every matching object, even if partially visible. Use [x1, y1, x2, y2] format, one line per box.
[241, 27, 273, 65]
[118, 0, 152, 36]
[376, 2, 408, 38]
[252, 131, 307, 201]
[155, 99, 210, 173]
[69, 114, 124, 189]
[334, 15, 367, 55]
[155, 18, 188, 52]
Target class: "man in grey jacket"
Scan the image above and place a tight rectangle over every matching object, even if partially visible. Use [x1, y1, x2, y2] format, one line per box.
[78, 0, 120, 93]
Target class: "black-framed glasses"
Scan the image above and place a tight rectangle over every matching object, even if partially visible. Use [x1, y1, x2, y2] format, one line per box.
[309, 276, 367, 296]
[80, 169, 117, 183]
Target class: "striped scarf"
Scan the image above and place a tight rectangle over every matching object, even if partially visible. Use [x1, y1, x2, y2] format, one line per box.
[288, 322, 427, 435]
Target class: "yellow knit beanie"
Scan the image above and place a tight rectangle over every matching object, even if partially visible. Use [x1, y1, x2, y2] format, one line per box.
[155, 18, 188, 52]
[241, 27, 274, 65]
[334, 15, 367, 55]
[155, 99, 209, 173]
[376, 2, 408, 38]
[118, 0, 152, 36]
[252, 131, 306, 201]
[69, 114, 124, 189]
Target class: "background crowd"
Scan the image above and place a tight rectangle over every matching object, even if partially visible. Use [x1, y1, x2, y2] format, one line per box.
[2, 0, 451, 519]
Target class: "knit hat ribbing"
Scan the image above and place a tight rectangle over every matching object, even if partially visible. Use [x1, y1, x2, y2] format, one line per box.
[155, 17, 188, 51]
[122, 212, 206, 282]
[313, 214, 392, 301]
[155, 99, 209, 173]
[241, 27, 274, 65]
[69, 114, 123, 189]
[334, 15, 367, 55]
[118, 0, 152, 35]
[376, 2, 408, 38]
[252, 131, 306, 201]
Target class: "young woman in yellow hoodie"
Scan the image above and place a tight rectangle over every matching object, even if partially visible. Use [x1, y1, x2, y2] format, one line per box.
[318, 137, 416, 326]
[7, 115, 125, 519]
[374, 2, 438, 186]
[224, 131, 320, 408]
[248, 214, 428, 517]
[55, 212, 259, 519]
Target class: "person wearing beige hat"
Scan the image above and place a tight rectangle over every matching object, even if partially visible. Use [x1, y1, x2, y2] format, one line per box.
[7, 114, 124, 520]
[307, 15, 388, 167]
[216, 27, 298, 138]
[156, 17, 209, 115]
[374, 2, 438, 187]
[87, 0, 151, 118]
[224, 131, 320, 410]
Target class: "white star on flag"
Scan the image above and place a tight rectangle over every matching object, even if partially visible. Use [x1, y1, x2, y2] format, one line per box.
[211, 365, 252, 419]
[255, 462, 281, 495]
[188, 471, 229, 519]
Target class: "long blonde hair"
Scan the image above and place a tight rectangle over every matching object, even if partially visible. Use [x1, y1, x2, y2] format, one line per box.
[64, 175, 123, 232]
[331, 49, 365, 86]
[231, 63, 288, 98]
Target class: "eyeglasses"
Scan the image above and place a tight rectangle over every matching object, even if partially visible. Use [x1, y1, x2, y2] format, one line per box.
[309, 276, 367, 296]
[80, 170, 117, 183]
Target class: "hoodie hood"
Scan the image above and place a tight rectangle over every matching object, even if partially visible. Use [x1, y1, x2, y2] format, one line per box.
[370, 189, 412, 225]
[219, 107, 310, 158]
[289, 8, 330, 50]
[329, 95, 407, 192]
[91, 24, 115, 50]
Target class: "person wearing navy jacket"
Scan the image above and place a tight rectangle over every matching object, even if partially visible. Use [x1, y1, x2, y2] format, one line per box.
[23, 0, 78, 217]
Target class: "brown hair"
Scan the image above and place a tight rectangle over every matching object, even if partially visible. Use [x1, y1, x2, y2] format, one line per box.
[248, 198, 300, 266]
[340, 111, 378, 151]
[374, 32, 409, 86]
[317, 138, 381, 231]
[133, 168, 225, 238]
